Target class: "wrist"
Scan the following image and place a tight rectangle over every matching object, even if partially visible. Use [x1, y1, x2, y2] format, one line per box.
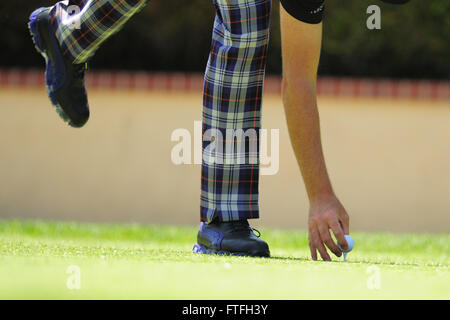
[309, 190, 336, 205]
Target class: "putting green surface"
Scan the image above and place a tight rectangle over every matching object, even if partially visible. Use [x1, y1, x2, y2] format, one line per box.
[0, 220, 449, 299]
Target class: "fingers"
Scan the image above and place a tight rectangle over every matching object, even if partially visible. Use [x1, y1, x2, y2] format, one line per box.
[340, 213, 350, 235]
[309, 238, 317, 261]
[318, 223, 342, 257]
[309, 227, 331, 261]
[308, 198, 351, 261]
[329, 218, 348, 251]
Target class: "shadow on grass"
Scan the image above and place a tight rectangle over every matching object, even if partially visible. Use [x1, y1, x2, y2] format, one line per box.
[265, 255, 445, 268]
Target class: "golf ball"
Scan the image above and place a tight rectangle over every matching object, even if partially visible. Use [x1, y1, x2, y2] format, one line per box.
[338, 234, 354, 253]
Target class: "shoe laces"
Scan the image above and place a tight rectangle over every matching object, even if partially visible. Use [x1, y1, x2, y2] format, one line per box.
[252, 228, 261, 238]
[229, 220, 261, 238]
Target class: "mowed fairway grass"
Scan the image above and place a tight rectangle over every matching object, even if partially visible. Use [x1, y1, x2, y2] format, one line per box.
[0, 220, 448, 299]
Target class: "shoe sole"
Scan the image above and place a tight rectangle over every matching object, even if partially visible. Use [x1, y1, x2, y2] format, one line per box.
[28, 8, 78, 128]
[192, 243, 269, 258]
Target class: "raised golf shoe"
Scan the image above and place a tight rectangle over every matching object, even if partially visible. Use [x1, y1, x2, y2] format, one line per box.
[193, 219, 270, 257]
[28, 7, 90, 128]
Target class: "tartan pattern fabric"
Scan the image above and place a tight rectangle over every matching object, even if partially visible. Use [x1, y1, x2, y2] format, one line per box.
[201, 0, 272, 223]
[45, 0, 272, 223]
[50, 0, 148, 63]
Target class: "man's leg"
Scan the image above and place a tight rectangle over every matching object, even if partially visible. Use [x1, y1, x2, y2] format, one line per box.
[28, 0, 148, 127]
[194, 0, 272, 257]
[51, 0, 148, 64]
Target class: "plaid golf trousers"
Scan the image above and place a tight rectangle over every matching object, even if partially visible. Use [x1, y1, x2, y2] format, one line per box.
[49, 0, 272, 223]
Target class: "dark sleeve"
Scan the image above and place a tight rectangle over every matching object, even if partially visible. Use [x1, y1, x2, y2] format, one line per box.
[280, 0, 325, 24]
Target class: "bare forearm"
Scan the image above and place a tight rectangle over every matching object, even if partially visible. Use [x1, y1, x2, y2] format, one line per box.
[280, 8, 350, 261]
[282, 81, 334, 202]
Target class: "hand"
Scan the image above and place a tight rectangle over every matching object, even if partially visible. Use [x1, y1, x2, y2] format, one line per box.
[308, 194, 350, 261]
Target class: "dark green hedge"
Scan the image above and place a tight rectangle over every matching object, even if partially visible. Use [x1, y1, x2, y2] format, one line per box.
[1, 0, 448, 79]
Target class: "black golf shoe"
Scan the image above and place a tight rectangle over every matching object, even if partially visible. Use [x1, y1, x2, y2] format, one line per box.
[193, 219, 270, 257]
[29, 7, 90, 128]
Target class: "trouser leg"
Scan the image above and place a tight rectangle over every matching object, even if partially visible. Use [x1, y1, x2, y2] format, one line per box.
[201, 0, 272, 222]
[50, 0, 149, 63]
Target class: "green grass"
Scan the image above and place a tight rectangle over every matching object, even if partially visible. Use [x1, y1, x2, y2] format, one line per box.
[0, 219, 449, 299]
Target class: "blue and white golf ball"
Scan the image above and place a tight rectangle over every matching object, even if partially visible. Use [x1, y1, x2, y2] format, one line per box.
[338, 234, 354, 253]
